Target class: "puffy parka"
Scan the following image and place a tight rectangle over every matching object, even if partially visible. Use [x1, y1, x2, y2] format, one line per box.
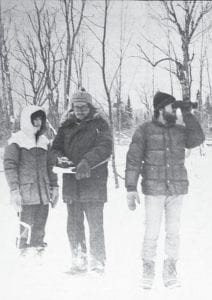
[125, 113, 205, 196]
[3, 106, 58, 205]
[50, 109, 112, 203]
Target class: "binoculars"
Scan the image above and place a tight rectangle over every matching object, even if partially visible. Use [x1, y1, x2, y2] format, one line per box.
[172, 101, 198, 110]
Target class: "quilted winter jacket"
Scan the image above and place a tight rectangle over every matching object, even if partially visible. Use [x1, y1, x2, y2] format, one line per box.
[125, 113, 205, 196]
[50, 109, 112, 203]
[3, 106, 58, 205]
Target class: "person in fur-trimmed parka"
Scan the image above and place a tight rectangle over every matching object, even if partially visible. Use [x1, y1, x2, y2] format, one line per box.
[50, 89, 112, 275]
[125, 92, 205, 289]
[3, 105, 59, 257]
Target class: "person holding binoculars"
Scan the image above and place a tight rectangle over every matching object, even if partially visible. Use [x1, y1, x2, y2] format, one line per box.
[125, 91, 205, 289]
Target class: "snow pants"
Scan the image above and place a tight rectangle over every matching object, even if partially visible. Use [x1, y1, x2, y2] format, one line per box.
[18, 204, 49, 249]
[66, 202, 106, 265]
[142, 195, 183, 261]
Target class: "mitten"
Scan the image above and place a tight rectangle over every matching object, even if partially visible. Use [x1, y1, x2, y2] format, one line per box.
[10, 189, 22, 212]
[127, 191, 140, 211]
[75, 159, 91, 180]
[56, 156, 74, 168]
[50, 187, 59, 208]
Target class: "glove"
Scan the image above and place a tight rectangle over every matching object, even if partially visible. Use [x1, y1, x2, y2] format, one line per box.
[75, 159, 91, 180]
[10, 189, 22, 213]
[50, 187, 59, 208]
[56, 156, 74, 168]
[127, 191, 140, 211]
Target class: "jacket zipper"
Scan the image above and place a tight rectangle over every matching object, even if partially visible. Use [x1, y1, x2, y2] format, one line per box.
[35, 144, 43, 204]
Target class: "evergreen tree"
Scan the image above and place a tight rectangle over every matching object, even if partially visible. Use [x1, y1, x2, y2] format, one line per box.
[113, 95, 134, 132]
[125, 95, 133, 119]
[123, 95, 133, 129]
[203, 95, 212, 131]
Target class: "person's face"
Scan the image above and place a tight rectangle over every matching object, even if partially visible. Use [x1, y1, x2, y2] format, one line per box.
[162, 104, 177, 124]
[32, 116, 42, 131]
[73, 102, 90, 120]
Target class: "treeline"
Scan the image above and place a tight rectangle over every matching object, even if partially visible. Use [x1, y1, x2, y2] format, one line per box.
[1, 0, 212, 185]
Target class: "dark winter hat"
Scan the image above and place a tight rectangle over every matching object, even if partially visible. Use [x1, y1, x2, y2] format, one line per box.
[153, 92, 176, 110]
[31, 109, 46, 123]
[71, 88, 92, 105]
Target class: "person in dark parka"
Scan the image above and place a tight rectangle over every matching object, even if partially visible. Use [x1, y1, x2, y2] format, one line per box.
[50, 89, 112, 274]
[125, 92, 205, 289]
[3, 105, 59, 259]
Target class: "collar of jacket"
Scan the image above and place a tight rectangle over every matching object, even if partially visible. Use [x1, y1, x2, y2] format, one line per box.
[152, 117, 176, 128]
[61, 109, 102, 127]
[8, 131, 49, 150]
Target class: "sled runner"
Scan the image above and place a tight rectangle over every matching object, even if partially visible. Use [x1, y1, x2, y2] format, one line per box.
[16, 213, 32, 248]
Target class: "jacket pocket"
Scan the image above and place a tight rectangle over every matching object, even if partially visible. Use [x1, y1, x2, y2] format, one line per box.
[42, 175, 51, 201]
[20, 183, 32, 204]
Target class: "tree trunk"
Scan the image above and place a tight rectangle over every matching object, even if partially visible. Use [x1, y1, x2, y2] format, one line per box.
[108, 101, 119, 188]
[181, 40, 191, 101]
[4, 53, 14, 117]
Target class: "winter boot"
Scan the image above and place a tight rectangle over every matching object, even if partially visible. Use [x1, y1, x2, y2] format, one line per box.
[34, 247, 45, 265]
[19, 247, 28, 258]
[163, 258, 180, 288]
[142, 260, 155, 289]
[17, 247, 34, 268]
[33, 243, 47, 265]
[90, 258, 105, 275]
[67, 252, 88, 275]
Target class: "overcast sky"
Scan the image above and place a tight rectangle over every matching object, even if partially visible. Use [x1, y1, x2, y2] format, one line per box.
[2, 0, 211, 110]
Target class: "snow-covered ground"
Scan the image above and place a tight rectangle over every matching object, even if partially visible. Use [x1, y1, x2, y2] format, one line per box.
[0, 144, 212, 300]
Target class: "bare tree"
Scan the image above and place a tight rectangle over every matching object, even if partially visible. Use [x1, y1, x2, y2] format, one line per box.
[61, 0, 86, 109]
[165, 8, 173, 95]
[100, 0, 119, 187]
[205, 31, 212, 110]
[87, 0, 124, 187]
[73, 35, 85, 89]
[31, 0, 63, 128]
[113, 0, 128, 144]
[13, 0, 63, 129]
[206, 53, 212, 103]
[0, 1, 14, 140]
[138, 1, 212, 102]
[198, 8, 206, 124]
[136, 86, 153, 121]
[14, 34, 48, 105]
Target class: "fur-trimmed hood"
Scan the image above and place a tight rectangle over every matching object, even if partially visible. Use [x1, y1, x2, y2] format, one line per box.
[60, 107, 105, 127]
[8, 105, 49, 150]
[20, 105, 46, 137]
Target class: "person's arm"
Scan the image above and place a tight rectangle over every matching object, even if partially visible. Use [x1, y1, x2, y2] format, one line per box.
[3, 143, 20, 191]
[125, 125, 146, 192]
[47, 143, 59, 187]
[47, 145, 59, 208]
[82, 119, 112, 167]
[46, 138, 60, 208]
[4, 143, 22, 212]
[182, 112, 205, 149]
[49, 127, 66, 165]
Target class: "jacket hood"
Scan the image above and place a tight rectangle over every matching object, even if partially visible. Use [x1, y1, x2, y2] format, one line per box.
[20, 105, 46, 138]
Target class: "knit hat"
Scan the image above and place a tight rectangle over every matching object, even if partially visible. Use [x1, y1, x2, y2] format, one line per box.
[71, 89, 92, 105]
[153, 92, 176, 110]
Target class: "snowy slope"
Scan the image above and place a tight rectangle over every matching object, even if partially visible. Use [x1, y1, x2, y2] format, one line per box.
[0, 144, 212, 300]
